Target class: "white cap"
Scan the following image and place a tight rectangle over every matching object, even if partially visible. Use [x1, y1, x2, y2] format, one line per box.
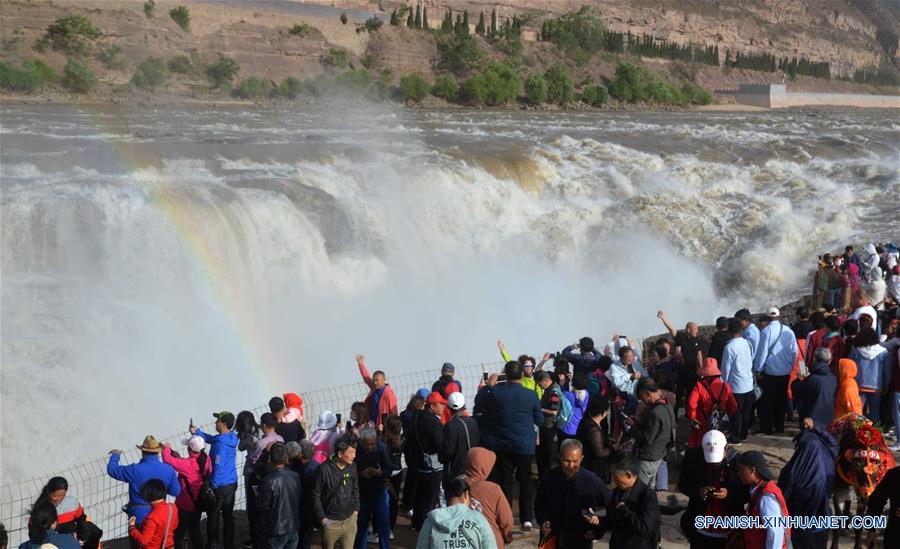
[182, 435, 206, 453]
[767, 307, 780, 317]
[702, 430, 727, 463]
[317, 410, 337, 430]
[447, 392, 466, 410]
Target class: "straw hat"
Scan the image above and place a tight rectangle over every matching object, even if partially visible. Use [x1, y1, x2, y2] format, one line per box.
[136, 435, 162, 453]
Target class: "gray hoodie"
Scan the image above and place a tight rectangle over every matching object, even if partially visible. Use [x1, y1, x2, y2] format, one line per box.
[415, 503, 498, 549]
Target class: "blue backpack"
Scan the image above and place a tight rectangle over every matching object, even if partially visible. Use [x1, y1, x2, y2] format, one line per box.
[553, 386, 574, 429]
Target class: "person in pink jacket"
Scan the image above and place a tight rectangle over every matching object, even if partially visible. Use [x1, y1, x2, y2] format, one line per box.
[162, 436, 212, 549]
[356, 354, 399, 430]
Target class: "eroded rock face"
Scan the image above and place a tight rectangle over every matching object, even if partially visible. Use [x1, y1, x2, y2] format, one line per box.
[411, 0, 893, 73]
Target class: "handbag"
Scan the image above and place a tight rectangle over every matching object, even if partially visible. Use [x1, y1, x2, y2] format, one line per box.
[706, 381, 731, 433]
[414, 412, 442, 472]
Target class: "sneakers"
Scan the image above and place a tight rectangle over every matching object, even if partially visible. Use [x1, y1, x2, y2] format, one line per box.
[367, 533, 378, 544]
[404, 509, 413, 519]
[523, 521, 533, 531]
[390, 532, 395, 540]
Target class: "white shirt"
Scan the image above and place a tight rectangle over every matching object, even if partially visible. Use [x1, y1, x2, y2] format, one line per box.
[750, 485, 785, 549]
[850, 305, 877, 322]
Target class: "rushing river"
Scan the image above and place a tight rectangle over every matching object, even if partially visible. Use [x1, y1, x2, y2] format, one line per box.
[1, 104, 898, 479]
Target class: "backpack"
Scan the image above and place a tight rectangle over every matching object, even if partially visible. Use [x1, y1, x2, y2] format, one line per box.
[705, 381, 731, 434]
[553, 386, 575, 430]
[183, 451, 216, 512]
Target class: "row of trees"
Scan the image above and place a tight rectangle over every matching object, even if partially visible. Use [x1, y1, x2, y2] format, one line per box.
[390, 5, 518, 39]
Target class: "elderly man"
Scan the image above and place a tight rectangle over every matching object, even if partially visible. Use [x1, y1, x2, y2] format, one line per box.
[107, 435, 180, 529]
[355, 354, 399, 430]
[534, 439, 610, 549]
[658, 310, 704, 414]
[752, 308, 799, 435]
[353, 428, 393, 549]
[791, 347, 838, 428]
[608, 346, 649, 398]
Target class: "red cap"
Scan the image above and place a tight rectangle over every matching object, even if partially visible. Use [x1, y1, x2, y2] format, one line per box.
[283, 392, 303, 409]
[426, 391, 448, 405]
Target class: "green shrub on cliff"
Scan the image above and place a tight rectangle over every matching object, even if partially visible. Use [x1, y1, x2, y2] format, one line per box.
[323, 48, 349, 68]
[37, 15, 101, 56]
[143, 0, 156, 19]
[608, 62, 713, 105]
[0, 59, 58, 92]
[167, 55, 192, 74]
[539, 7, 606, 59]
[461, 64, 520, 106]
[289, 23, 311, 36]
[679, 81, 713, 105]
[130, 57, 167, 90]
[234, 75, 273, 99]
[169, 6, 191, 32]
[335, 69, 371, 92]
[97, 45, 126, 70]
[523, 73, 548, 104]
[277, 76, 302, 99]
[544, 64, 574, 105]
[580, 84, 608, 107]
[63, 59, 97, 93]
[399, 73, 430, 102]
[431, 74, 459, 102]
[437, 34, 480, 75]
[205, 54, 240, 89]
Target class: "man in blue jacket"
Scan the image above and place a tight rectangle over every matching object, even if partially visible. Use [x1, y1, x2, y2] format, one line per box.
[192, 411, 239, 549]
[107, 435, 180, 528]
[791, 347, 838, 428]
[562, 337, 604, 375]
[475, 360, 543, 531]
[777, 418, 839, 549]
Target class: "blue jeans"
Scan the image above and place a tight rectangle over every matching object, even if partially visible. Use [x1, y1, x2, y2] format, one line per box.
[861, 391, 882, 423]
[355, 491, 390, 549]
[267, 531, 298, 549]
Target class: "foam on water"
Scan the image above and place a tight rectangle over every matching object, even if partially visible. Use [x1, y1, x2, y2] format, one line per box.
[1, 105, 897, 480]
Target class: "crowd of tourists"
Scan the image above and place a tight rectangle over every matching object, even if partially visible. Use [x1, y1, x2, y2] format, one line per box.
[9, 242, 900, 549]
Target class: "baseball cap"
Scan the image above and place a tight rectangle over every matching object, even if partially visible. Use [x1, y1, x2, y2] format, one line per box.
[447, 392, 465, 410]
[767, 307, 780, 317]
[441, 362, 455, 374]
[702, 430, 726, 463]
[426, 391, 448, 405]
[213, 411, 235, 429]
[416, 388, 431, 400]
[736, 451, 775, 480]
[182, 435, 206, 453]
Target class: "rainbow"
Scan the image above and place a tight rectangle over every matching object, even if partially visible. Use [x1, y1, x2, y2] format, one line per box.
[77, 103, 281, 396]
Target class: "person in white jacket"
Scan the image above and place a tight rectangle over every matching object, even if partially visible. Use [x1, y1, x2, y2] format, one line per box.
[607, 343, 649, 396]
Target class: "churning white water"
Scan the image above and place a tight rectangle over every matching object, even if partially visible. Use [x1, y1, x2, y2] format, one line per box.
[1, 104, 898, 480]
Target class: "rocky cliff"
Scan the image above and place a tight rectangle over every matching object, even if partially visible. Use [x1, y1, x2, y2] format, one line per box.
[390, 0, 897, 75]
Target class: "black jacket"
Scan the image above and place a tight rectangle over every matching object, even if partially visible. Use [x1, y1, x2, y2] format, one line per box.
[575, 416, 610, 483]
[535, 467, 610, 549]
[603, 480, 660, 549]
[354, 440, 394, 502]
[256, 467, 301, 537]
[275, 420, 306, 444]
[441, 414, 480, 479]
[407, 410, 443, 471]
[708, 330, 731, 368]
[791, 362, 838, 427]
[312, 458, 359, 523]
[288, 458, 320, 526]
[677, 447, 746, 540]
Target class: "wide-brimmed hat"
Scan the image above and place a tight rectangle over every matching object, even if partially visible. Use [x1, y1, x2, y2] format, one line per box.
[136, 435, 162, 453]
[697, 357, 721, 378]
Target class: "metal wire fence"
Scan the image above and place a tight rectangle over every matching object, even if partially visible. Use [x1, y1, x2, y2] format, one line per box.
[0, 361, 501, 547]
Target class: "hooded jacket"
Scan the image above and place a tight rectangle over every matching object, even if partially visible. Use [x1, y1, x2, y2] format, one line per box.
[834, 359, 863, 418]
[777, 426, 838, 521]
[686, 377, 738, 447]
[464, 448, 513, 548]
[416, 503, 497, 549]
[850, 344, 891, 391]
[790, 361, 838, 427]
[161, 446, 213, 513]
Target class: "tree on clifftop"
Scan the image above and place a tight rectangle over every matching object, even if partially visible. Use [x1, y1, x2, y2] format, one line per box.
[490, 8, 498, 37]
[415, 5, 422, 28]
[422, 6, 429, 30]
[476, 12, 485, 35]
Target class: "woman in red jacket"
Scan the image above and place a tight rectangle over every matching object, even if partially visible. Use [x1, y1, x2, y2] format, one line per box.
[128, 479, 178, 549]
[686, 358, 739, 447]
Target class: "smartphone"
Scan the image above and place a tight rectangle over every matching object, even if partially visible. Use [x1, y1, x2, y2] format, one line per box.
[483, 371, 489, 382]
[190, 417, 194, 428]
[335, 413, 342, 424]
[496, 373, 508, 383]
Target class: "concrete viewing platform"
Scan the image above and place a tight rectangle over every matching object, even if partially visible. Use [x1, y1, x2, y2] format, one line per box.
[730, 84, 900, 109]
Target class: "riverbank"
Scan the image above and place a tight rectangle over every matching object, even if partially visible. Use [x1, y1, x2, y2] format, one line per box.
[2, 0, 896, 111]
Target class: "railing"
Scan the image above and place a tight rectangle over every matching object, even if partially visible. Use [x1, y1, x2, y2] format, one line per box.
[0, 361, 501, 547]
